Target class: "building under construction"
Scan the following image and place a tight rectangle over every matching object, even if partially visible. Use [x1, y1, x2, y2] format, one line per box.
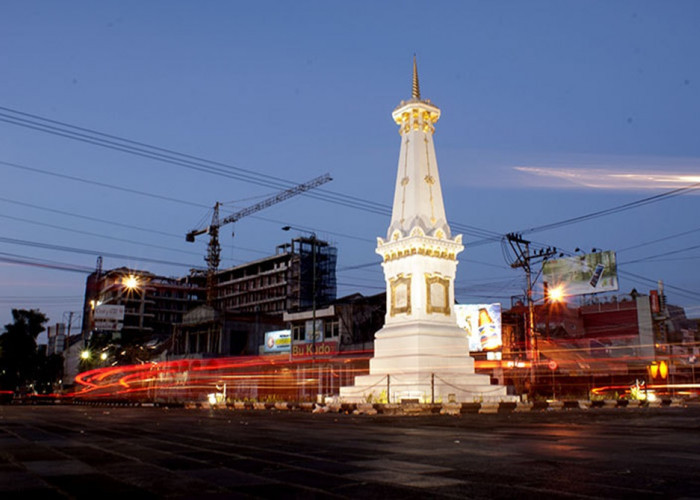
[170, 236, 337, 357]
[214, 236, 337, 315]
[81, 267, 206, 343]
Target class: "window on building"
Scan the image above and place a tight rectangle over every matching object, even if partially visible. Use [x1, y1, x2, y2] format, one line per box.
[292, 325, 304, 341]
[327, 320, 340, 339]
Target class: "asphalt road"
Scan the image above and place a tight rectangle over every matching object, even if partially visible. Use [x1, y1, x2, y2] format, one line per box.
[1, 404, 699, 499]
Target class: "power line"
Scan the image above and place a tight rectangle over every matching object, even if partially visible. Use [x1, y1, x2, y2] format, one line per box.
[0, 159, 208, 209]
[521, 183, 700, 235]
[621, 243, 700, 265]
[619, 270, 700, 301]
[0, 109, 388, 215]
[0, 195, 181, 240]
[0, 236, 197, 269]
[0, 106, 504, 241]
[3, 106, 699, 308]
[0, 251, 95, 274]
[618, 225, 700, 253]
[0, 213, 204, 258]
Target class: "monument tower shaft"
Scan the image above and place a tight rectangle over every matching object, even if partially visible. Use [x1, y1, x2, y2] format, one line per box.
[340, 58, 510, 404]
[387, 59, 450, 241]
[378, 57, 463, 327]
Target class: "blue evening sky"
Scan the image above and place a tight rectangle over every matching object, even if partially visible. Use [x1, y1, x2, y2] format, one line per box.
[2, 1, 699, 338]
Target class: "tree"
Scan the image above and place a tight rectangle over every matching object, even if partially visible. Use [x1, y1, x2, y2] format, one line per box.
[0, 309, 48, 392]
[35, 353, 64, 394]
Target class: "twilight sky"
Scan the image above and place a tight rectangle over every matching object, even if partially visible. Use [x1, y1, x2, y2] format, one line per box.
[2, 1, 700, 338]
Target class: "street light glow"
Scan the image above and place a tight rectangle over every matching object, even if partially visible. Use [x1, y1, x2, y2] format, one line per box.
[122, 275, 139, 290]
[548, 285, 565, 303]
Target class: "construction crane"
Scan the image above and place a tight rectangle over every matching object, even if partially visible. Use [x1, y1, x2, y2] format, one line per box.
[186, 173, 332, 303]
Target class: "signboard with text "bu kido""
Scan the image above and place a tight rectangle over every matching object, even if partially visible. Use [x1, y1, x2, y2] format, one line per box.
[291, 341, 338, 358]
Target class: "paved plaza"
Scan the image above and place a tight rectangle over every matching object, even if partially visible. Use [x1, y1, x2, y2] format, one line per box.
[1, 403, 699, 498]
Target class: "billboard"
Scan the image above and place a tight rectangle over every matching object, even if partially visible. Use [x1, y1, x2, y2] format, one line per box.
[304, 319, 324, 342]
[263, 330, 291, 353]
[542, 250, 619, 296]
[455, 303, 502, 352]
[93, 304, 125, 332]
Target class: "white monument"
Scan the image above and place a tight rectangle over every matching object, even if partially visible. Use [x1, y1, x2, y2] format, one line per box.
[340, 59, 510, 403]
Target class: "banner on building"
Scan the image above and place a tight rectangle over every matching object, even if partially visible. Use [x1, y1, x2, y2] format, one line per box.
[93, 304, 125, 331]
[94, 304, 125, 321]
[649, 290, 660, 313]
[542, 250, 619, 296]
[304, 319, 324, 342]
[291, 341, 338, 358]
[263, 330, 291, 353]
[455, 303, 502, 352]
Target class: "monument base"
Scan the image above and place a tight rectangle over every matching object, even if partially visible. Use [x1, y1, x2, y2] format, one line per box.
[340, 321, 516, 403]
[339, 371, 513, 404]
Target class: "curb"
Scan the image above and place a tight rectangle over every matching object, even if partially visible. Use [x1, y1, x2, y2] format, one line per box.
[61, 397, 694, 414]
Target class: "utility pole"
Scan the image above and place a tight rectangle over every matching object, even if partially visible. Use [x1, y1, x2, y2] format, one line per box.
[506, 233, 557, 383]
[62, 311, 81, 337]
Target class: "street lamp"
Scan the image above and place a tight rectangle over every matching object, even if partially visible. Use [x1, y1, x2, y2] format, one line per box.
[122, 274, 140, 291]
[543, 282, 566, 339]
[548, 285, 565, 303]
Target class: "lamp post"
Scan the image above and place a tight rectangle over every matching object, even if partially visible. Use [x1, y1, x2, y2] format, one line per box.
[282, 226, 319, 399]
[97, 272, 144, 365]
[282, 227, 318, 350]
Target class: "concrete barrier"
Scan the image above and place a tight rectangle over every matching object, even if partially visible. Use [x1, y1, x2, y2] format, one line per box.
[498, 402, 517, 413]
[440, 402, 461, 416]
[182, 397, 695, 415]
[380, 403, 403, 415]
[299, 402, 314, 412]
[354, 403, 377, 415]
[478, 402, 499, 414]
[460, 403, 481, 414]
[514, 401, 533, 412]
[547, 400, 564, 411]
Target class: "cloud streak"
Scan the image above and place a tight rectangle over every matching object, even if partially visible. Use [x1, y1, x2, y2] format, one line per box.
[514, 166, 700, 190]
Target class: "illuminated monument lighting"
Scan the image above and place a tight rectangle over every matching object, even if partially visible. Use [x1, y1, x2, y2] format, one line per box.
[340, 58, 511, 403]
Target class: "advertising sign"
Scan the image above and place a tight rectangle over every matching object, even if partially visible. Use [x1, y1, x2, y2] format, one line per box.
[542, 250, 619, 296]
[93, 304, 125, 332]
[94, 304, 125, 321]
[304, 319, 324, 342]
[650, 290, 660, 313]
[455, 303, 502, 352]
[291, 341, 338, 358]
[94, 320, 123, 331]
[263, 330, 291, 353]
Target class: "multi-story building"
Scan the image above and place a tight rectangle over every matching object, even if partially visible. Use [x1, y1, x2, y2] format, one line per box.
[169, 236, 338, 358]
[213, 236, 337, 315]
[502, 287, 698, 395]
[46, 323, 67, 355]
[282, 292, 385, 355]
[81, 267, 206, 343]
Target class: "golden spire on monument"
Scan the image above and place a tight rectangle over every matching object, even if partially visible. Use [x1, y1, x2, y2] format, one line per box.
[412, 54, 421, 100]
